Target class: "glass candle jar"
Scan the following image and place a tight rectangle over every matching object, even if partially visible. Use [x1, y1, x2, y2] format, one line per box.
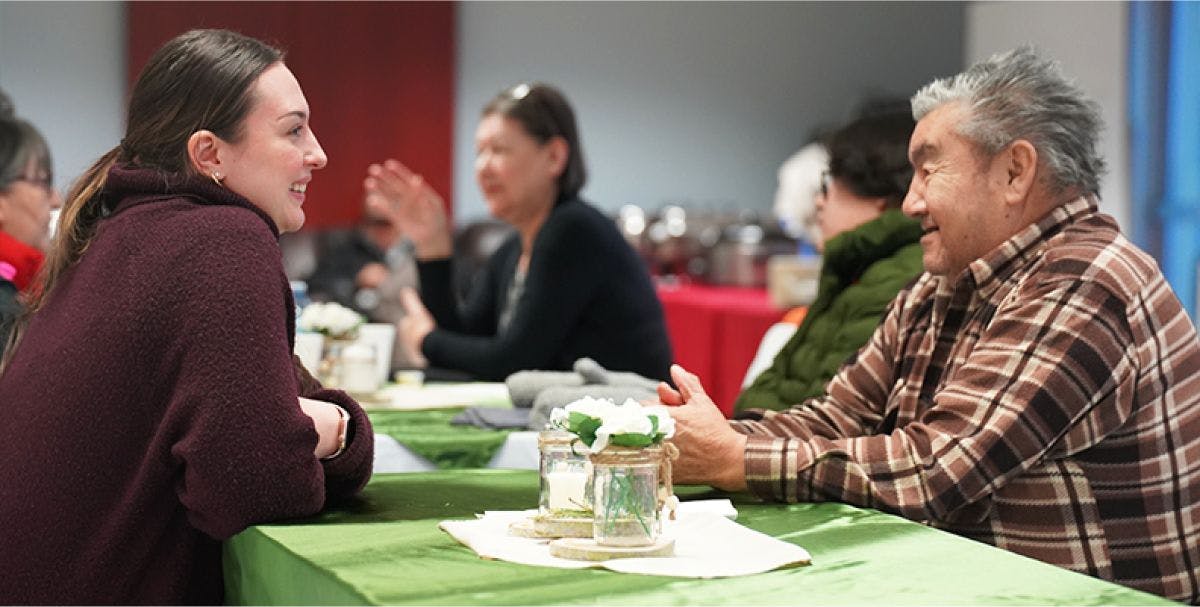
[538, 430, 592, 515]
[591, 446, 662, 547]
[339, 342, 379, 393]
[317, 337, 355, 388]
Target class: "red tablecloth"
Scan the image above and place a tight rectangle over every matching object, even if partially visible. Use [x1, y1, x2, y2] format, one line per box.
[656, 284, 785, 417]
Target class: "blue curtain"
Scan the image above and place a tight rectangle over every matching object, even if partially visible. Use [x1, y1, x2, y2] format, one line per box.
[1130, 1, 1200, 318]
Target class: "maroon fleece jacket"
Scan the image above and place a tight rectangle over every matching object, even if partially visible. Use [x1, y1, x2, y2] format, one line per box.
[0, 166, 373, 604]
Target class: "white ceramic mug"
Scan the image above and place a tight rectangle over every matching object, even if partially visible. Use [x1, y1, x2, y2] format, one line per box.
[293, 331, 325, 375]
[355, 323, 396, 386]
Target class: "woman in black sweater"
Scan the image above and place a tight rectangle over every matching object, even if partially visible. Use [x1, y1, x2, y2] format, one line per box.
[365, 83, 671, 381]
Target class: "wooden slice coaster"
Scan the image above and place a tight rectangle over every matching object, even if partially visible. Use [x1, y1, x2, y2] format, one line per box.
[548, 537, 675, 561]
[507, 517, 542, 538]
[508, 515, 593, 538]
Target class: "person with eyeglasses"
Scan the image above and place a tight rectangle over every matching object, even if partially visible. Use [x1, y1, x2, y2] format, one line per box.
[0, 113, 63, 356]
[734, 104, 924, 414]
[364, 83, 672, 382]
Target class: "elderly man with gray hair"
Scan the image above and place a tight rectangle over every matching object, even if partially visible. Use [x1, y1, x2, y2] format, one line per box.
[660, 47, 1200, 603]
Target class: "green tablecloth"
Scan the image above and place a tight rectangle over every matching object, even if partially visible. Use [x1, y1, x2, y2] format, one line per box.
[367, 409, 513, 469]
[223, 470, 1174, 606]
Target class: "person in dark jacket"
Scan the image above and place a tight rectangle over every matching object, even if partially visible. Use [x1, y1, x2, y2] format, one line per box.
[364, 83, 671, 381]
[0, 112, 62, 357]
[306, 196, 419, 369]
[307, 196, 417, 321]
[0, 29, 372, 604]
[735, 107, 923, 413]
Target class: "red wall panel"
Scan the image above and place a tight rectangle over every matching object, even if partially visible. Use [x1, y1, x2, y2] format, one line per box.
[128, 1, 455, 228]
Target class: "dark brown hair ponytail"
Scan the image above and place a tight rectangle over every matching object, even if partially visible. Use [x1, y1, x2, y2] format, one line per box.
[3, 30, 281, 367]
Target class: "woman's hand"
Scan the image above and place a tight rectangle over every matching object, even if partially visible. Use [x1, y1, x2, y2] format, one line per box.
[397, 287, 434, 369]
[355, 262, 390, 290]
[659, 365, 748, 491]
[363, 159, 453, 259]
[298, 397, 346, 459]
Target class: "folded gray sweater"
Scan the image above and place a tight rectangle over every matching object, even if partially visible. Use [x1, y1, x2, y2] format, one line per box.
[499, 357, 663, 430]
[528, 385, 658, 431]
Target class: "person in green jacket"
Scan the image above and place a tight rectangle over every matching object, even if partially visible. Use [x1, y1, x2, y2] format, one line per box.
[735, 107, 923, 413]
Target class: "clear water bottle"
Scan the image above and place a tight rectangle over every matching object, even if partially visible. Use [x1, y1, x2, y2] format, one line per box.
[290, 280, 311, 327]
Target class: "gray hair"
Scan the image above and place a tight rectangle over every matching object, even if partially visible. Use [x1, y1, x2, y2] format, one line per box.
[911, 47, 1106, 196]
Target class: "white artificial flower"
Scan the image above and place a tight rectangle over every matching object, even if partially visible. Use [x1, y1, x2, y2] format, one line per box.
[616, 398, 653, 424]
[548, 406, 570, 429]
[298, 302, 364, 338]
[554, 396, 673, 451]
[591, 400, 654, 452]
[644, 405, 676, 439]
[562, 396, 620, 420]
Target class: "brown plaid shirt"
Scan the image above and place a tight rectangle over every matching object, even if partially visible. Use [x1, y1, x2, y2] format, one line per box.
[734, 196, 1200, 603]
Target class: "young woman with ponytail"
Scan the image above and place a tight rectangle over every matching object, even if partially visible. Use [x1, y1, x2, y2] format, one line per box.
[0, 29, 373, 604]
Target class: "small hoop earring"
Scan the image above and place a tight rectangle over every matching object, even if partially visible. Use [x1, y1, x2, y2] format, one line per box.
[210, 171, 224, 187]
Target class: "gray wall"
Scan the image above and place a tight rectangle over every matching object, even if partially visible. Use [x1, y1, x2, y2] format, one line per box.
[0, 1, 126, 192]
[455, 1, 965, 221]
[1, 1, 1129, 234]
[965, 1, 1129, 230]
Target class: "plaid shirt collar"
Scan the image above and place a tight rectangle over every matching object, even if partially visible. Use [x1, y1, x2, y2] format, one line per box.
[935, 195, 1099, 303]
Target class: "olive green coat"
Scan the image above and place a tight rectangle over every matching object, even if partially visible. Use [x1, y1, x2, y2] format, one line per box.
[734, 209, 923, 412]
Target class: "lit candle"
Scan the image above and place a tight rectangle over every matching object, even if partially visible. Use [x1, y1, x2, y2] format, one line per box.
[546, 469, 588, 511]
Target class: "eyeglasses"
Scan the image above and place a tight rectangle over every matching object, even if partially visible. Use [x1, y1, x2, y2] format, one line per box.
[817, 170, 833, 198]
[14, 173, 54, 195]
